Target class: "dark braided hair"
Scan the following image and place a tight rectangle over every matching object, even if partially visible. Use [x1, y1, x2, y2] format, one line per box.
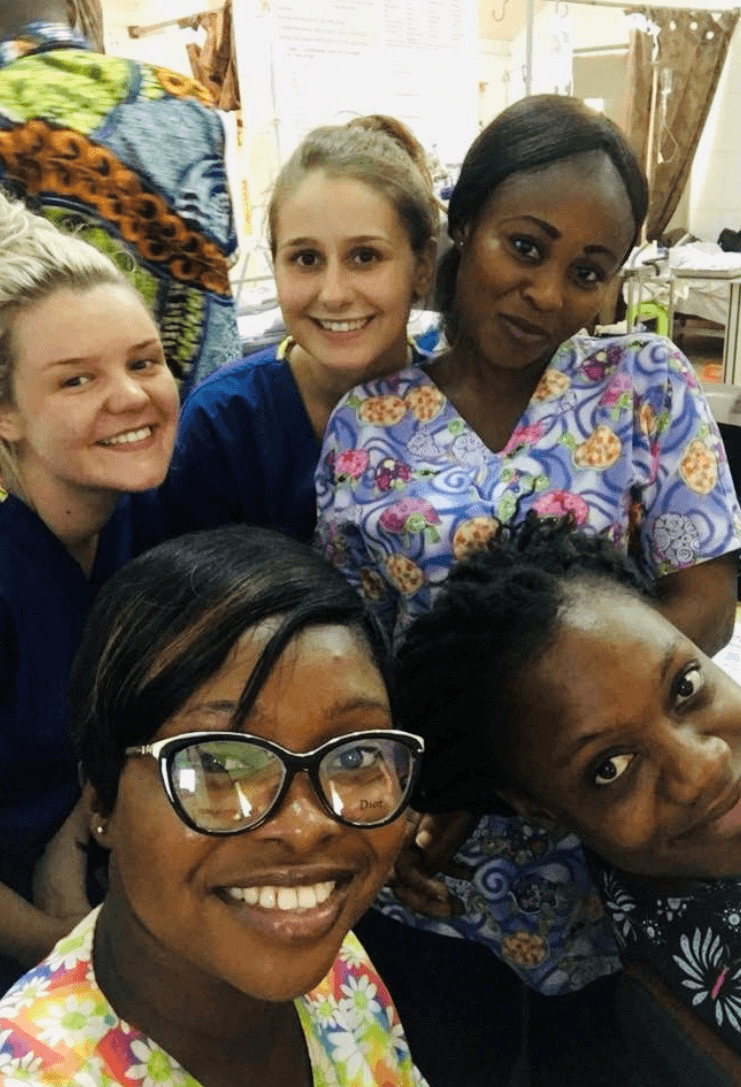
[395, 514, 655, 814]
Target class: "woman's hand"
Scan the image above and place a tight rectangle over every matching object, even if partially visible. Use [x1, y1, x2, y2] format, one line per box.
[32, 797, 91, 923]
[0, 883, 86, 968]
[388, 810, 477, 919]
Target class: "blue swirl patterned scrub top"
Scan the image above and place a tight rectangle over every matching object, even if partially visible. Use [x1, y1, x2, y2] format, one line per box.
[314, 330, 741, 995]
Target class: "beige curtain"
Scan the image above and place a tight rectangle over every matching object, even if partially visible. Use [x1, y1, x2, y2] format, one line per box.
[186, 1, 240, 112]
[623, 7, 739, 240]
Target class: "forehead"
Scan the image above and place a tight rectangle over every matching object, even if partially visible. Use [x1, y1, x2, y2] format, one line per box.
[10, 283, 158, 372]
[159, 622, 389, 744]
[517, 588, 676, 751]
[477, 152, 635, 254]
[275, 169, 404, 243]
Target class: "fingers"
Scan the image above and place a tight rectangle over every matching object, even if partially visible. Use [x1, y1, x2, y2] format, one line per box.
[413, 810, 477, 873]
[388, 842, 465, 919]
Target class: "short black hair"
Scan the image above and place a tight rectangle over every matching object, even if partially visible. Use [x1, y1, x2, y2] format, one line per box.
[436, 95, 648, 339]
[71, 526, 390, 814]
[395, 514, 655, 813]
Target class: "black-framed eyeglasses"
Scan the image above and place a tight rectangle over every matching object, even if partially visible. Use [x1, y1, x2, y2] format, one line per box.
[125, 730, 425, 835]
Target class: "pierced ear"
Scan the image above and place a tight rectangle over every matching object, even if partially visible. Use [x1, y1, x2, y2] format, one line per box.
[0, 405, 23, 443]
[451, 224, 470, 251]
[85, 782, 111, 844]
[496, 786, 560, 830]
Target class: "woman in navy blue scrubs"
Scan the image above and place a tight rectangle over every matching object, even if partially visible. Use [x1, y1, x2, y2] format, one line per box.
[0, 190, 179, 987]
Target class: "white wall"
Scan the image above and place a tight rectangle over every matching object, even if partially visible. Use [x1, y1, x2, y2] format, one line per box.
[687, 23, 741, 242]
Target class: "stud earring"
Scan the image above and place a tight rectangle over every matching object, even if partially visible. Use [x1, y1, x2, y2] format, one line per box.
[95, 825, 104, 835]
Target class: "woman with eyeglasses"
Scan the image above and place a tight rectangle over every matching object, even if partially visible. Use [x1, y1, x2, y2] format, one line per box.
[0, 526, 426, 1087]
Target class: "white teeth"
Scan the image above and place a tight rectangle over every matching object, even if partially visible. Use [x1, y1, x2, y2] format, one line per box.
[315, 882, 332, 904]
[317, 318, 369, 332]
[225, 881, 335, 910]
[297, 885, 317, 908]
[259, 886, 276, 909]
[277, 887, 298, 911]
[100, 426, 152, 446]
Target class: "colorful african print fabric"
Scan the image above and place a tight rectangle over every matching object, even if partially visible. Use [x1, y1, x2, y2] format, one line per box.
[0, 23, 241, 399]
[0, 910, 428, 1086]
[590, 855, 741, 1055]
[315, 330, 741, 994]
[316, 331, 741, 636]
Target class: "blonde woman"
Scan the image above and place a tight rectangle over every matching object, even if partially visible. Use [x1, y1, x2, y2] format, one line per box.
[0, 191, 178, 988]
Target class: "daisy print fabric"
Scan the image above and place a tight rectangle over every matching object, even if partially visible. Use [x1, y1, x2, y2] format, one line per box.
[0, 912, 427, 1087]
[315, 331, 741, 636]
[591, 856, 741, 1052]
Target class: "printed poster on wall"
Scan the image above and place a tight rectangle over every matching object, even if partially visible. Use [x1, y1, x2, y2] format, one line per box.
[270, 0, 478, 170]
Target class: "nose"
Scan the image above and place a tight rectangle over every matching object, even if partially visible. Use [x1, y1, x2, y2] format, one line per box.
[259, 772, 342, 849]
[521, 264, 565, 314]
[318, 258, 353, 310]
[660, 725, 733, 806]
[104, 368, 150, 413]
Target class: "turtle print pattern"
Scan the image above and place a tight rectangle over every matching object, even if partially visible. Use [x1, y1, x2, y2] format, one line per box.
[315, 333, 741, 994]
[316, 332, 741, 637]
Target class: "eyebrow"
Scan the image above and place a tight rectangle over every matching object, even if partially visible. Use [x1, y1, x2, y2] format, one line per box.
[45, 339, 163, 369]
[552, 635, 681, 769]
[182, 696, 392, 724]
[505, 215, 619, 262]
[280, 234, 388, 248]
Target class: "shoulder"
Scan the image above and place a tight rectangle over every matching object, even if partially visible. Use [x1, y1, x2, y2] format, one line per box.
[568, 331, 688, 373]
[300, 931, 420, 1083]
[0, 494, 47, 569]
[182, 349, 296, 415]
[0, 911, 189, 1087]
[335, 365, 433, 414]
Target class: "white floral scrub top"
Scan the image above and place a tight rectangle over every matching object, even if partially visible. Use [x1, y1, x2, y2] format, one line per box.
[315, 331, 741, 996]
[0, 910, 427, 1087]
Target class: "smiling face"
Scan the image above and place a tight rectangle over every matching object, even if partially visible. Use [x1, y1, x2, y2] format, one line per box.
[273, 169, 434, 381]
[0, 283, 178, 503]
[505, 584, 741, 880]
[453, 151, 635, 375]
[98, 623, 406, 1004]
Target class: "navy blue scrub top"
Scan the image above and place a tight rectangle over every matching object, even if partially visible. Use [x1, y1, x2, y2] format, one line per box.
[0, 492, 134, 897]
[153, 345, 322, 545]
[148, 342, 431, 547]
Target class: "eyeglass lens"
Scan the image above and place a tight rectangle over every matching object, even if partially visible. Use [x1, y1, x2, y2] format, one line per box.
[169, 736, 414, 831]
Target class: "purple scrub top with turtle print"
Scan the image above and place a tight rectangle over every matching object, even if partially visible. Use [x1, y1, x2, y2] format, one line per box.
[314, 330, 741, 995]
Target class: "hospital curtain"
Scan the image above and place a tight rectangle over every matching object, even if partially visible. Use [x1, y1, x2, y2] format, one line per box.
[623, 7, 739, 240]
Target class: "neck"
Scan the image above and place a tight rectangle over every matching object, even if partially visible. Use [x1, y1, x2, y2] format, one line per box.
[288, 340, 410, 441]
[15, 469, 117, 577]
[0, 2, 70, 38]
[94, 897, 309, 1087]
[434, 339, 551, 402]
[427, 341, 550, 453]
